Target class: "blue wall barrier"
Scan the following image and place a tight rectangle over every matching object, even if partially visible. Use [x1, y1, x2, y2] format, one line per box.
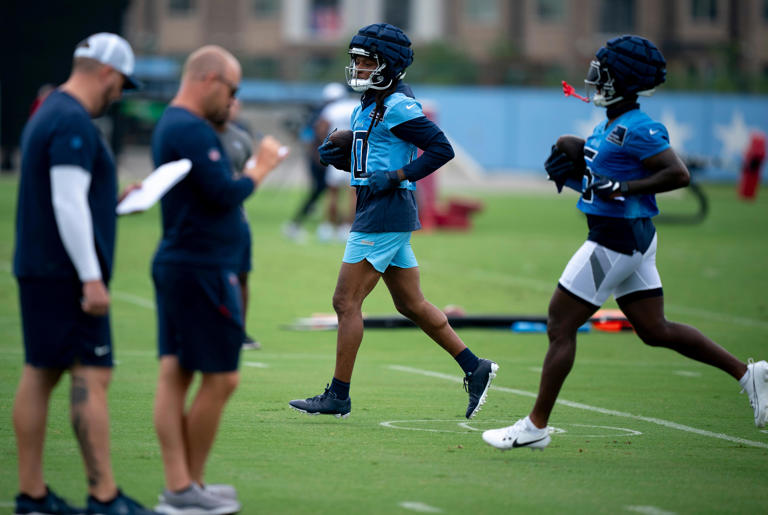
[414, 85, 768, 179]
[137, 61, 768, 178]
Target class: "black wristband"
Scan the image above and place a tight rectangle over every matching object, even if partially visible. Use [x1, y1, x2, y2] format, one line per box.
[620, 181, 630, 195]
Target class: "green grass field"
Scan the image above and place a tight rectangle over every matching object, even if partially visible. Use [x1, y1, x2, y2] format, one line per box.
[1, 175, 767, 514]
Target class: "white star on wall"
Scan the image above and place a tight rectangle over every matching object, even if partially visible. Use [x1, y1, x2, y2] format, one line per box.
[573, 110, 604, 138]
[659, 109, 692, 154]
[714, 111, 756, 160]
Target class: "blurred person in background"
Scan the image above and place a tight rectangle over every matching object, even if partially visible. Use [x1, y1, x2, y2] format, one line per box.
[289, 23, 498, 420]
[313, 83, 358, 242]
[482, 35, 768, 451]
[29, 83, 56, 117]
[12, 33, 157, 515]
[212, 97, 262, 350]
[150, 45, 287, 514]
[283, 82, 346, 242]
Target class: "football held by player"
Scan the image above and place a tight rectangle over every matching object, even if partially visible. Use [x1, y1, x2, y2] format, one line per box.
[289, 23, 499, 420]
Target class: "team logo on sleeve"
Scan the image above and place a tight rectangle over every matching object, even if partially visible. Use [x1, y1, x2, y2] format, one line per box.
[208, 148, 221, 162]
[606, 125, 627, 146]
[70, 135, 83, 150]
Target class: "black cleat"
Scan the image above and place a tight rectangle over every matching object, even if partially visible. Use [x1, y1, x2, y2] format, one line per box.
[289, 385, 351, 418]
[464, 358, 499, 419]
[15, 486, 84, 515]
[87, 489, 160, 515]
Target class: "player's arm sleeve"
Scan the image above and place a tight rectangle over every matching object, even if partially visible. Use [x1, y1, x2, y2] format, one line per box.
[50, 165, 102, 281]
[390, 116, 455, 182]
[179, 131, 255, 208]
[626, 122, 671, 161]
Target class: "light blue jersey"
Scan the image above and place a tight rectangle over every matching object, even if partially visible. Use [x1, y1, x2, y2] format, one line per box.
[349, 92, 421, 191]
[578, 109, 670, 219]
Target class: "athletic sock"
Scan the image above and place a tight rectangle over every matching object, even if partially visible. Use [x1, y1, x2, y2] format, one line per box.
[739, 366, 750, 389]
[455, 348, 480, 375]
[330, 377, 350, 400]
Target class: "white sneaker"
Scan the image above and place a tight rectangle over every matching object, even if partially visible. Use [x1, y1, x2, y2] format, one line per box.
[482, 416, 551, 450]
[282, 222, 306, 243]
[741, 359, 768, 427]
[336, 224, 351, 242]
[316, 222, 334, 242]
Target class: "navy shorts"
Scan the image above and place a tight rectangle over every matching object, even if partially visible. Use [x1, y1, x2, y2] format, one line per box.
[17, 277, 113, 369]
[152, 263, 243, 373]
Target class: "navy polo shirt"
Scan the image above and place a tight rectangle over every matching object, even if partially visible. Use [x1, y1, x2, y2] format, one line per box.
[151, 106, 255, 269]
[14, 90, 117, 281]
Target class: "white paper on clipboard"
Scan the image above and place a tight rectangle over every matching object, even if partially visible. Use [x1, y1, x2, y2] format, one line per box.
[116, 159, 192, 215]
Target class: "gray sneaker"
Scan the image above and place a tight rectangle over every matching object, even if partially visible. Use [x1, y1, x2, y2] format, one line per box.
[201, 484, 237, 501]
[154, 483, 240, 514]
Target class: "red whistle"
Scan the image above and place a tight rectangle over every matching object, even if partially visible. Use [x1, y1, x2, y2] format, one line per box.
[562, 80, 590, 102]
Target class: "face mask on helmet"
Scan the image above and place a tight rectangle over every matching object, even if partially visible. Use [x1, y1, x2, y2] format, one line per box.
[584, 60, 624, 107]
[345, 47, 393, 92]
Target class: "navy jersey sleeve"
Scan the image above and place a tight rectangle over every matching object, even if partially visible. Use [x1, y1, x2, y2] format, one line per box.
[390, 116, 455, 182]
[48, 115, 98, 171]
[168, 120, 255, 209]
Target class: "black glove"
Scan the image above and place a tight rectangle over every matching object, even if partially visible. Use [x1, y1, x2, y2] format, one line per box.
[317, 133, 349, 170]
[585, 173, 629, 200]
[544, 145, 584, 193]
[361, 170, 400, 194]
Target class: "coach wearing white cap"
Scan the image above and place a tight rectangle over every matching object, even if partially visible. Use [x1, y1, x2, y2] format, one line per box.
[12, 33, 157, 515]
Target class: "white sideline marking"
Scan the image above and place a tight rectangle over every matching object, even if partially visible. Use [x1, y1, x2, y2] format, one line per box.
[243, 361, 269, 368]
[388, 365, 768, 449]
[112, 290, 155, 309]
[0, 501, 14, 508]
[381, 419, 465, 433]
[673, 370, 702, 378]
[625, 505, 676, 515]
[399, 501, 443, 513]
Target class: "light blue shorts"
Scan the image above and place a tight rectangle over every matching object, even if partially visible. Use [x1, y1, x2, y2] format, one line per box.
[343, 231, 418, 273]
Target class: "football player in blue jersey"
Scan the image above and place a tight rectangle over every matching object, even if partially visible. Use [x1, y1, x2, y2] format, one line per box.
[12, 33, 157, 514]
[289, 23, 498, 420]
[482, 36, 768, 451]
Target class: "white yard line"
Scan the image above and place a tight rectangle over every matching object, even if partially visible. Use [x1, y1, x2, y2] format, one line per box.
[399, 501, 443, 513]
[625, 505, 677, 515]
[388, 365, 768, 450]
[111, 290, 156, 309]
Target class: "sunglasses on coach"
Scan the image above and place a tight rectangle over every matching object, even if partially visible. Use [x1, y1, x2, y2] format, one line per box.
[215, 75, 239, 98]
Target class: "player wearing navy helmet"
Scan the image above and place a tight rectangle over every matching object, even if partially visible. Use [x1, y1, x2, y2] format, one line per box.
[290, 23, 499, 420]
[483, 35, 767, 451]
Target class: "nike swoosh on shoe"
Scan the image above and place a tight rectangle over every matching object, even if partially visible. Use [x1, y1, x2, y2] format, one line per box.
[511, 436, 549, 448]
